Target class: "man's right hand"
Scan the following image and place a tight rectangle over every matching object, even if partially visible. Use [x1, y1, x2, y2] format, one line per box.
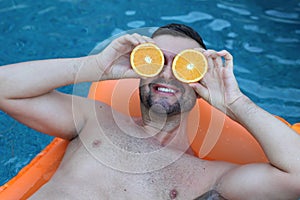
[95, 33, 155, 80]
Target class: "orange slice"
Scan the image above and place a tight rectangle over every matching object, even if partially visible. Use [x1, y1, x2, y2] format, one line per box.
[172, 49, 208, 83]
[130, 43, 164, 77]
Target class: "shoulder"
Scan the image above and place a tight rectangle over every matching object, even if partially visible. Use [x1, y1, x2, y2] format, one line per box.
[78, 98, 133, 132]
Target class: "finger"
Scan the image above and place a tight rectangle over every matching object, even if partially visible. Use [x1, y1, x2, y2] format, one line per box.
[217, 50, 233, 69]
[189, 82, 209, 100]
[204, 50, 222, 68]
[142, 35, 155, 43]
[114, 34, 139, 47]
[211, 54, 222, 68]
[206, 56, 214, 72]
[203, 49, 217, 57]
[126, 34, 141, 45]
[132, 33, 148, 44]
[193, 47, 206, 54]
[203, 50, 216, 71]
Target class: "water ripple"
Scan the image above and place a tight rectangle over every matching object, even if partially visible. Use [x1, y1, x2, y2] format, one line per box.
[37, 6, 56, 15]
[0, 4, 28, 13]
[161, 11, 213, 23]
[234, 65, 252, 74]
[228, 33, 238, 40]
[207, 19, 231, 31]
[238, 78, 300, 102]
[266, 54, 300, 65]
[260, 103, 300, 118]
[263, 10, 300, 24]
[217, 3, 251, 16]
[111, 28, 124, 36]
[243, 42, 263, 53]
[127, 20, 145, 28]
[125, 10, 136, 16]
[225, 39, 234, 49]
[250, 16, 259, 20]
[265, 10, 298, 20]
[243, 24, 266, 34]
[274, 37, 299, 43]
[0, 111, 17, 134]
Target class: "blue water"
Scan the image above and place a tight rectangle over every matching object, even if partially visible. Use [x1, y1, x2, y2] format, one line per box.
[0, 0, 299, 185]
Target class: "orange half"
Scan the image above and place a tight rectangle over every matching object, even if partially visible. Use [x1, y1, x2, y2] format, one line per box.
[130, 43, 164, 77]
[172, 49, 208, 83]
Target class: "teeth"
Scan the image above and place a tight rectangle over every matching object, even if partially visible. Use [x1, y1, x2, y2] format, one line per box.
[157, 87, 175, 93]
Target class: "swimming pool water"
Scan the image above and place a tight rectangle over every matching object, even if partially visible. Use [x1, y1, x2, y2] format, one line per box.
[0, 0, 299, 185]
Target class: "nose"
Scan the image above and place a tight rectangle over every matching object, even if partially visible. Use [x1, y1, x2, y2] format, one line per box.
[160, 63, 173, 79]
[159, 51, 176, 80]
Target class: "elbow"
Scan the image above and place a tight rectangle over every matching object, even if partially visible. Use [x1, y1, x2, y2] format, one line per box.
[0, 72, 8, 104]
[0, 65, 17, 101]
[0, 93, 10, 111]
[0, 87, 8, 110]
[0, 90, 6, 109]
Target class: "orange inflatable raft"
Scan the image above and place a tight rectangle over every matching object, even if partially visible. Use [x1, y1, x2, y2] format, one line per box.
[1, 79, 299, 200]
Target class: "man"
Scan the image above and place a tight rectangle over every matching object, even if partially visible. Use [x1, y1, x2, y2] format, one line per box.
[0, 23, 299, 199]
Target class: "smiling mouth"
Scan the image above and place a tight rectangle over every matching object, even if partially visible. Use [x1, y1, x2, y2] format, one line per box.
[152, 84, 178, 95]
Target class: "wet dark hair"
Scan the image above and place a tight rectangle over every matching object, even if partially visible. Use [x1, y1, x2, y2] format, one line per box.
[152, 23, 207, 50]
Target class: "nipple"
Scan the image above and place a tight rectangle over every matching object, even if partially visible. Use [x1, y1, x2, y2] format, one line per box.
[169, 189, 178, 199]
[92, 139, 101, 148]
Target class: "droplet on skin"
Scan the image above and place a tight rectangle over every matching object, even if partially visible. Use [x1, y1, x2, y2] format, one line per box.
[169, 189, 178, 199]
[92, 139, 101, 148]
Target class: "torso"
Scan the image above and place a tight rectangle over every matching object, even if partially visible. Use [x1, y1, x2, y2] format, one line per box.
[29, 102, 235, 199]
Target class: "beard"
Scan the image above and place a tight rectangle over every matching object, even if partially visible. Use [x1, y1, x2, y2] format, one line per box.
[139, 78, 196, 116]
[145, 94, 181, 116]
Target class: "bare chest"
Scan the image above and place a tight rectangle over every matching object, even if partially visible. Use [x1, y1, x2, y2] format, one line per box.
[32, 112, 227, 199]
[44, 138, 219, 199]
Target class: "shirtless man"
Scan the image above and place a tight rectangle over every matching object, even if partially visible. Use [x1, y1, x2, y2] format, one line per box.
[0, 23, 299, 199]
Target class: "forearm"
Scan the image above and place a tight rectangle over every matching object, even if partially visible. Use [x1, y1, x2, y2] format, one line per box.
[0, 55, 101, 99]
[229, 95, 300, 173]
